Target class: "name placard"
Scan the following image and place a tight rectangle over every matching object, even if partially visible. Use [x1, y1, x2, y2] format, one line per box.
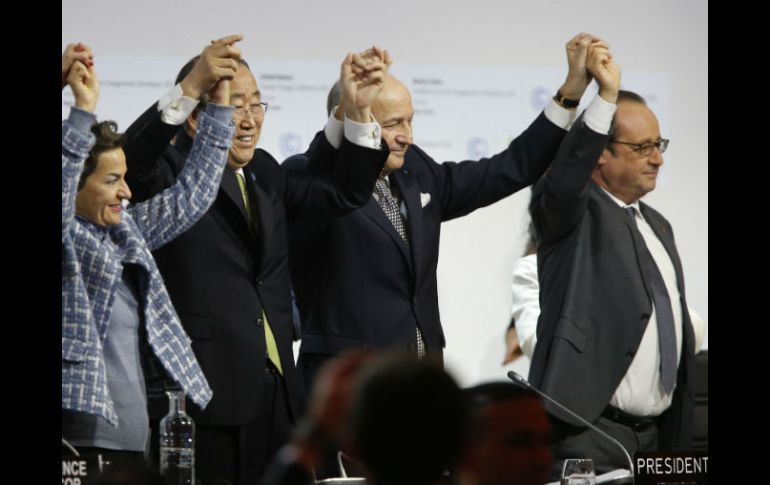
[62, 455, 100, 484]
[634, 451, 708, 485]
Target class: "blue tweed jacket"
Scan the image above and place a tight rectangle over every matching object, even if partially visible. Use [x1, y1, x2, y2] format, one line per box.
[62, 107, 233, 425]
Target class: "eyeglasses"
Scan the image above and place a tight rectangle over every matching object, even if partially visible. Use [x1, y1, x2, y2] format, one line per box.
[232, 102, 268, 118]
[609, 138, 669, 156]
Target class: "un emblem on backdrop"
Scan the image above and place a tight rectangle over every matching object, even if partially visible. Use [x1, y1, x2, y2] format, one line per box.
[467, 137, 489, 159]
[280, 132, 302, 158]
[531, 86, 551, 111]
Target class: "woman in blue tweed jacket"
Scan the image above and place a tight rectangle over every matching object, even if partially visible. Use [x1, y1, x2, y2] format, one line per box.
[62, 49, 236, 459]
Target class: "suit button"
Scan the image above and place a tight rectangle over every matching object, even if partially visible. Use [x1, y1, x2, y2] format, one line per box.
[256, 317, 264, 327]
[412, 297, 418, 305]
[626, 349, 636, 357]
[407, 343, 415, 352]
[257, 280, 263, 286]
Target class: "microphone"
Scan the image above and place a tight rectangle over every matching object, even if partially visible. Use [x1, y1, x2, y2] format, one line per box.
[507, 371, 634, 483]
[62, 437, 79, 456]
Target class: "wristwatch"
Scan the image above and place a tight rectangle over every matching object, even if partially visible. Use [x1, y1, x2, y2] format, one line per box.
[553, 90, 580, 109]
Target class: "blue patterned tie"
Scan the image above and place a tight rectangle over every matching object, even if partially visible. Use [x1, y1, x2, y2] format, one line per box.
[625, 207, 677, 393]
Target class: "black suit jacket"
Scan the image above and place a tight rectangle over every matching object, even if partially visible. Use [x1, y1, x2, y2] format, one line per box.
[123, 104, 386, 425]
[285, 112, 566, 374]
[528, 116, 695, 450]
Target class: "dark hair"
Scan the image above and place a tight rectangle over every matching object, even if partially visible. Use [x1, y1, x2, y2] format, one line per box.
[174, 55, 251, 112]
[464, 381, 539, 409]
[464, 381, 542, 441]
[77, 121, 126, 190]
[523, 220, 539, 256]
[607, 90, 648, 153]
[326, 81, 342, 116]
[350, 354, 469, 485]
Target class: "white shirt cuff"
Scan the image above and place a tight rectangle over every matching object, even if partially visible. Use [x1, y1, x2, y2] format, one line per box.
[324, 108, 344, 149]
[583, 95, 617, 135]
[157, 83, 199, 126]
[343, 114, 381, 150]
[688, 307, 705, 352]
[544, 99, 577, 130]
[522, 335, 537, 360]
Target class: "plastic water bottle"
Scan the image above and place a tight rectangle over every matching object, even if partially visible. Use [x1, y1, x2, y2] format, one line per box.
[159, 390, 195, 485]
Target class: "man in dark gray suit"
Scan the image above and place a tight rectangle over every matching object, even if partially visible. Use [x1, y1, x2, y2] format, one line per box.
[529, 43, 695, 478]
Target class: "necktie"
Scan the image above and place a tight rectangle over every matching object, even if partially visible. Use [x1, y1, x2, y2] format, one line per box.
[625, 207, 677, 393]
[373, 178, 425, 358]
[235, 172, 252, 226]
[237, 172, 282, 374]
[261, 311, 283, 375]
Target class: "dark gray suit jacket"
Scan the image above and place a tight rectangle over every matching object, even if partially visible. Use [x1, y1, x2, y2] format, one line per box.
[529, 115, 695, 450]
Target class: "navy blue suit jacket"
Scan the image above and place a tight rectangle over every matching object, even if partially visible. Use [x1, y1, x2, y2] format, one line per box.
[284, 112, 566, 385]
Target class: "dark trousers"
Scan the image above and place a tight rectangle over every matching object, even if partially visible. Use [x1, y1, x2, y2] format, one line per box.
[548, 413, 659, 482]
[71, 446, 153, 484]
[150, 367, 294, 485]
[74, 446, 145, 468]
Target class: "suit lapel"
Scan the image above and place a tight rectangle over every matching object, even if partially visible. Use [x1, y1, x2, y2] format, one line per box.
[393, 170, 422, 284]
[246, 168, 274, 271]
[639, 202, 683, 289]
[219, 167, 269, 273]
[641, 202, 694, 356]
[593, 184, 654, 308]
[221, 168, 250, 223]
[361, 187, 414, 275]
